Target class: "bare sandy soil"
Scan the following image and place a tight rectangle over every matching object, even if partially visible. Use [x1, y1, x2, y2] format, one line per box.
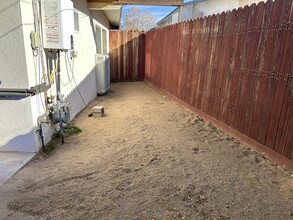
[0, 82, 292, 220]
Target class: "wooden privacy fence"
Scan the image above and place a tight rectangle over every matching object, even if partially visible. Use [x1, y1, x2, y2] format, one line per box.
[145, 0, 293, 164]
[109, 31, 145, 81]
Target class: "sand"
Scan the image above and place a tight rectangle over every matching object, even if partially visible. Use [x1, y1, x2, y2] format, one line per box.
[0, 82, 292, 220]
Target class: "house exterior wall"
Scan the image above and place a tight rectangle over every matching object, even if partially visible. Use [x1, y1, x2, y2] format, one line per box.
[0, 0, 37, 152]
[63, 0, 110, 118]
[191, 0, 238, 18]
[159, 0, 238, 27]
[239, 0, 263, 7]
[0, 0, 111, 153]
[158, 0, 265, 27]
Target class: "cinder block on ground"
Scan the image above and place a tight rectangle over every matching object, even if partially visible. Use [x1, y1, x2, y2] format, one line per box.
[92, 106, 105, 117]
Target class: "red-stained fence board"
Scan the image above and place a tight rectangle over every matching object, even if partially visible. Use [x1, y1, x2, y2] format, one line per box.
[266, 0, 293, 150]
[256, 0, 292, 145]
[247, 1, 273, 141]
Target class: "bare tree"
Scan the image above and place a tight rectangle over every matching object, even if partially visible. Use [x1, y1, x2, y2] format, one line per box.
[122, 7, 157, 32]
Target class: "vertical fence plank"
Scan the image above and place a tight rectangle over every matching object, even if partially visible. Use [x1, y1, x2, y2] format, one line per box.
[273, 1, 293, 156]
[139, 33, 145, 81]
[283, 63, 293, 159]
[212, 10, 232, 120]
[204, 14, 219, 115]
[189, 18, 203, 107]
[231, 6, 250, 129]
[238, 4, 263, 135]
[219, 9, 238, 125]
[246, 1, 271, 141]
[234, 6, 252, 131]
[264, 0, 293, 149]
[255, 0, 290, 145]
[207, 13, 226, 118]
[200, 15, 214, 113]
[195, 17, 210, 110]
[241, 3, 265, 137]
[225, 7, 245, 127]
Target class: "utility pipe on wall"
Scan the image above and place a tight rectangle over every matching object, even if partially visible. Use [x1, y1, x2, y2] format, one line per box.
[56, 50, 65, 144]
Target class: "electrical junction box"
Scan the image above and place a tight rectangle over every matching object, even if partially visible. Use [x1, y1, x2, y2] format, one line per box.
[41, 0, 74, 50]
[30, 32, 41, 49]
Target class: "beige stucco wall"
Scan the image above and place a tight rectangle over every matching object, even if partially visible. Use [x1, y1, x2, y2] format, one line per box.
[239, 0, 264, 7]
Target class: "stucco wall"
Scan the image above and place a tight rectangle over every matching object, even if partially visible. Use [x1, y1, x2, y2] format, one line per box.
[239, 0, 264, 7]
[0, 0, 37, 152]
[192, 0, 239, 18]
[63, 0, 110, 118]
[0, 0, 111, 152]
[159, 0, 239, 27]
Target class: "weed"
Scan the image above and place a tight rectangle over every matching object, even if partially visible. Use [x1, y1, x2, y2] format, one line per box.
[43, 143, 56, 154]
[52, 124, 82, 140]
[64, 124, 82, 137]
[52, 131, 61, 139]
[44, 124, 82, 154]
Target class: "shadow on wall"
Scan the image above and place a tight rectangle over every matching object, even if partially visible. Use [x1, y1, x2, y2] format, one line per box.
[109, 31, 145, 82]
[1, 129, 37, 153]
[1, 66, 97, 153]
[63, 66, 97, 119]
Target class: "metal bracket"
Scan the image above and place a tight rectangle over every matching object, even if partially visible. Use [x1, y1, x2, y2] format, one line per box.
[0, 83, 51, 98]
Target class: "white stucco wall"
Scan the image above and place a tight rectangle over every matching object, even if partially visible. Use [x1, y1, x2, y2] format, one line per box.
[0, 0, 37, 152]
[191, 0, 239, 18]
[63, 0, 110, 118]
[239, 0, 264, 7]
[160, 0, 243, 27]
[0, 0, 111, 152]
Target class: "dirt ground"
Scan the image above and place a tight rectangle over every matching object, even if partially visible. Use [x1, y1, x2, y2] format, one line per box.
[0, 82, 292, 220]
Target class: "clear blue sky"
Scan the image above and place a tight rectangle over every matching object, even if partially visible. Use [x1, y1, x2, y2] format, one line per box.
[121, 0, 193, 23]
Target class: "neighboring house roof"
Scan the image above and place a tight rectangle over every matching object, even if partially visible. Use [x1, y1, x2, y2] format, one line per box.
[157, 0, 206, 26]
[157, 0, 265, 27]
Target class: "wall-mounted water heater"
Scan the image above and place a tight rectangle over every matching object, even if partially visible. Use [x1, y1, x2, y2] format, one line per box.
[41, 0, 74, 50]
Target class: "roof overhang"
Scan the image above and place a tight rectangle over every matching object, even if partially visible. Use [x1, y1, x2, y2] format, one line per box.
[88, 0, 184, 28]
[88, 0, 184, 7]
[88, 3, 122, 28]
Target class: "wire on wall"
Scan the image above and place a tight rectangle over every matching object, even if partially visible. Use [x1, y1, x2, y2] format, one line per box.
[61, 52, 74, 86]
[32, 0, 48, 116]
[63, 51, 88, 108]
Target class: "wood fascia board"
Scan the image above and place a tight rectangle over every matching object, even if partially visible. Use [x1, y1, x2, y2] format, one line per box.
[88, 0, 183, 6]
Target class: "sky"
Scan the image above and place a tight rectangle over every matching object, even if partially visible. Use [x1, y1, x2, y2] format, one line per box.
[121, 0, 193, 24]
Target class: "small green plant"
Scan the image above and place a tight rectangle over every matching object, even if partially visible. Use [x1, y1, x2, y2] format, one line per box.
[64, 124, 82, 137]
[51, 124, 82, 140]
[43, 143, 56, 154]
[52, 130, 61, 139]
[44, 124, 82, 155]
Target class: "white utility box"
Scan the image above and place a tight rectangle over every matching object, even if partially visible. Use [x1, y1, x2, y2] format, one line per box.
[95, 54, 110, 95]
[41, 0, 74, 50]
